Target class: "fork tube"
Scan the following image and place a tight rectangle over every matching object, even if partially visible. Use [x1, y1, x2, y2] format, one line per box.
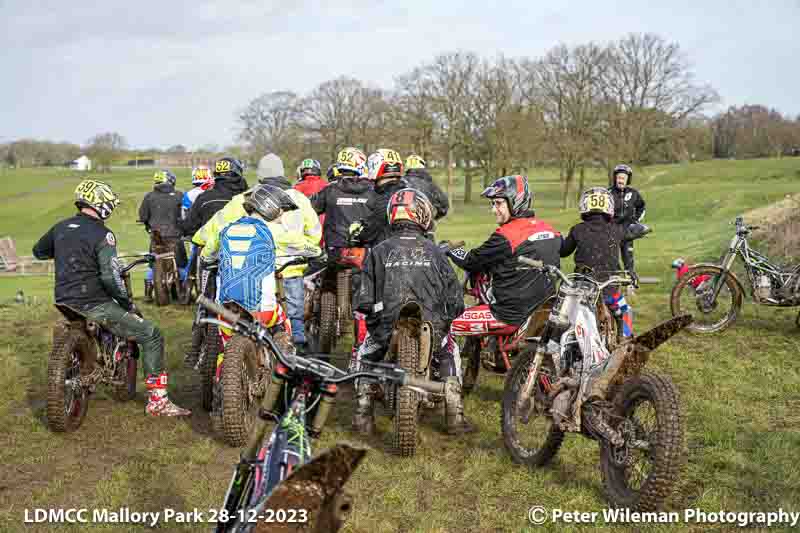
[711, 239, 739, 300]
[517, 345, 545, 413]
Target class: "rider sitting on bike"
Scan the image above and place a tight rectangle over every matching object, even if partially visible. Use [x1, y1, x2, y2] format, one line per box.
[560, 187, 636, 337]
[354, 189, 469, 435]
[446, 175, 562, 342]
[138, 169, 186, 301]
[34, 179, 190, 417]
[180, 165, 214, 281]
[310, 147, 376, 349]
[213, 185, 300, 351]
[255, 153, 324, 353]
[403, 154, 449, 221]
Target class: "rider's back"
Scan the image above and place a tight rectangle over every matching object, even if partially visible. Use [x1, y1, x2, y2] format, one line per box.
[561, 214, 625, 279]
[139, 183, 183, 237]
[362, 224, 463, 334]
[32, 213, 114, 311]
[311, 177, 375, 250]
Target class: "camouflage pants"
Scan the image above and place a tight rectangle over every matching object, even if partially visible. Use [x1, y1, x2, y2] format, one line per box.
[85, 301, 164, 377]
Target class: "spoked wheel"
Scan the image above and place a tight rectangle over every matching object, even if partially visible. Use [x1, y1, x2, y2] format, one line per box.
[394, 321, 422, 457]
[600, 371, 684, 511]
[221, 335, 261, 447]
[459, 336, 481, 396]
[670, 266, 740, 333]
[201, 324, 219, 412]
[47, 328, 90, 432]
[318, 290, 337, 354]
[501, 346, 564, 466]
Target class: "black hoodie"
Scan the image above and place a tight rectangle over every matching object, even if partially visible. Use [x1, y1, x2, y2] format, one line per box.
[310, 176, 376, 250]
[180, 176, 249, 236]
[356, 178, 410, 247]
[403, 169, 449, 219]
[138, 183, 183, 236]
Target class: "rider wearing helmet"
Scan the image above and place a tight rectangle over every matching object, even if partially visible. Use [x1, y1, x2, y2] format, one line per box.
[447, 175, 561, 335]
[217, 184, 298, 332]
[180, 156, 249, 238]
[179, 165, 214, 282]
[310, 147, 375, 258]
[293, 158, 328, 198]
[353, 188, 468, 435]
[560, 187, 635, 337]
[350, 148, 409, 247]
[608, 164, 646, 287]
[402, 154, 450, 221]
[33, 179, 190, 417]
[182, 165, 215, 219]
[138, 169, 186, 301]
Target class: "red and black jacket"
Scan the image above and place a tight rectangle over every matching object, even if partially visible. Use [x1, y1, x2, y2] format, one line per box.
[447, 211, 561, 326]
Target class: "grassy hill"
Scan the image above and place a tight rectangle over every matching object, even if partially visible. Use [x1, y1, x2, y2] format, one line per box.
[1, 158, 799, 532]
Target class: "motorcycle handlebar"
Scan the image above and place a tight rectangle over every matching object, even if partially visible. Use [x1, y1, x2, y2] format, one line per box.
[197, 295, 241, 325]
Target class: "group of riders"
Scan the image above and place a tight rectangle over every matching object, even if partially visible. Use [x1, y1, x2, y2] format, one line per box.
[32, 147, 647, 437]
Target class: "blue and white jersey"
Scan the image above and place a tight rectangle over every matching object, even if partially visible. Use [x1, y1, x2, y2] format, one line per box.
[181, 186, 205, 219]
[218, 216, 277, 313]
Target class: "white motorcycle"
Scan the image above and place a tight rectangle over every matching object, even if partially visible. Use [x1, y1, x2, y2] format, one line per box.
[502, 257, 692, 511]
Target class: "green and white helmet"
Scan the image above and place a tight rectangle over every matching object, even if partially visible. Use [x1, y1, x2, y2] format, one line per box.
[298, 158, 321, 178]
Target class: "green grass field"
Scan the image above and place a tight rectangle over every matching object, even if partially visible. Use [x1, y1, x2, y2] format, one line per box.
[1, 159, 799, 532]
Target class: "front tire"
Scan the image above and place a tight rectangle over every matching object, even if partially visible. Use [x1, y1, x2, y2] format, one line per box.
[201, 324, 219, 412]
[501, 346, 564, 466]
[600, 371, 684, 511]
[670, 266, 740, 333]
[47, 327, 90, 432]
[460, 337, 480, 396]
[394, 321, 422, 457]
[153, 259, 171, 306]
[221, 335, 260, 447]
[318, 290, 337, 354]
[112, 349, 137, 402]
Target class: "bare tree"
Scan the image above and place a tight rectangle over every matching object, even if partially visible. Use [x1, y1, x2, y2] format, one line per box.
[237, 91, 302, 160]
[600, 33, 719, 166]
[300, 77, 368, 161]
[520, 43, 608, 208]
[87, 132, 127, 172]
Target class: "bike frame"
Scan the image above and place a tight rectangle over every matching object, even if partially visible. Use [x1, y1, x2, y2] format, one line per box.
[713, 226, 797, 306]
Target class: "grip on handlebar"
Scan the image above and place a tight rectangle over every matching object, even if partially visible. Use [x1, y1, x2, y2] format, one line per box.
[197, 295, 241, 325]
[404, 375, 446, 395]
[518, 257, 544, 269]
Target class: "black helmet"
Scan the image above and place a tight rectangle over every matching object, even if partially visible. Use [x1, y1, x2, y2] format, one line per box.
[213, 156, 245, 180]
[611, 164, 633, 186]
[243, 184, 297, 222]
[481, 175, 532, 217]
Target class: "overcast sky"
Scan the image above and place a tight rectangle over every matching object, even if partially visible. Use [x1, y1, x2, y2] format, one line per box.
[1, 0, 797, 150]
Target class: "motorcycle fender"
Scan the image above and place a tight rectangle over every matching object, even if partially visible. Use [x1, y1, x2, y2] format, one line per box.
[689, 263, 746, 303]
[419, 321, 433, 374]
[258, 444, 367, 533]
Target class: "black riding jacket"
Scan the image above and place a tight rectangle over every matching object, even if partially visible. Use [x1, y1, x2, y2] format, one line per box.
[180, 176, 249, 237]
[403, 169, 450, 219]
[310, 177, 376, 250]
[138, 183, 183, 237]
[356, 178, 410, 248]
[608, 185, 646, 226]
[447, 211, 561, 326]
[33, 213, 131, 311]
[357, 222, 464, 344]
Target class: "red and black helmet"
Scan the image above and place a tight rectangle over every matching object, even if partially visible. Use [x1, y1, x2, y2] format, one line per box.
[481, 175, 532, 217]
[387, 188, 434, 231]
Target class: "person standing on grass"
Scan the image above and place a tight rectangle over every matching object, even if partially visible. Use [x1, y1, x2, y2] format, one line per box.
[608, 164, 646, 287]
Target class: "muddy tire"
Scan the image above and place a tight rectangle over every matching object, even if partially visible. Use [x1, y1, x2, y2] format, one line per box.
[670, 266, 740, 334]
[337, 270, 352, 336]
[501, 346, 564, 466]
[153, 259, 171, 306]
[221, 335, 259, 447]
[318, 290, 337, 354]
[600, 371, 684, 511]
[201, 324, 220, 412]
[460, 337, 481, 396]
[47, 328, 90, 432]
[393, 322, 422, 457]
[112, 352, 137, 401]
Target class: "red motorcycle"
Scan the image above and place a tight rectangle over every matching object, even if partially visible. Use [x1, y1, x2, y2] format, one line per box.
[451, 270, 553, 396]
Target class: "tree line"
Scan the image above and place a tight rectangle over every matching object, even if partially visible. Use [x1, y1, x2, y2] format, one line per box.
[4, 33, 799, 207]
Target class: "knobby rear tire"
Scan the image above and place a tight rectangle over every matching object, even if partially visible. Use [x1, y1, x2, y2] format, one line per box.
[394, 322, 422, 457]
[47, 328, 90, 432]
